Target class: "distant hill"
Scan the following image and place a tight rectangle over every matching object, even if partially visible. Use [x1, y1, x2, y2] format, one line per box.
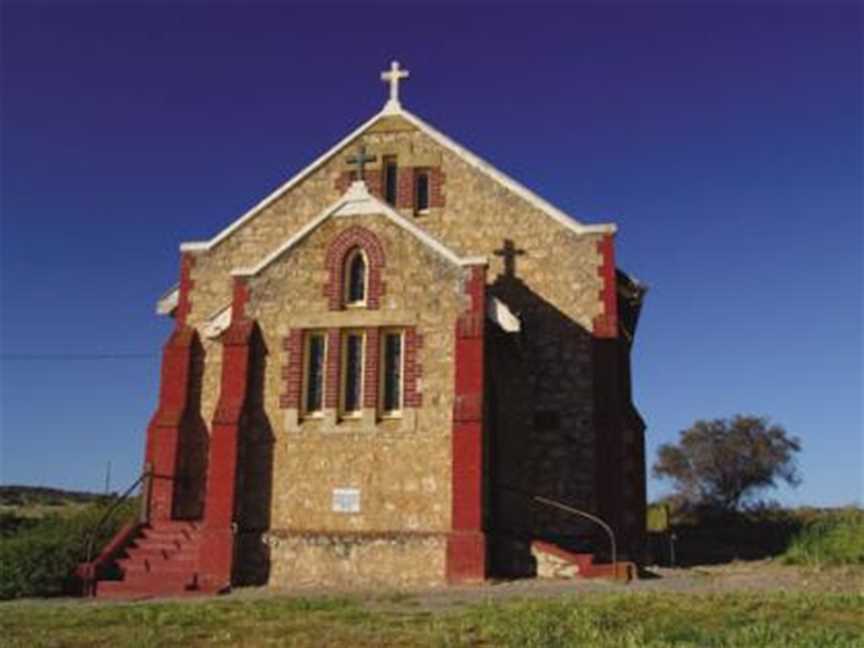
[0, 485, 109, 508]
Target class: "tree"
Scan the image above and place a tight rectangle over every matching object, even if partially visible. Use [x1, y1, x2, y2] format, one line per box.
[653, 415, 801, 512]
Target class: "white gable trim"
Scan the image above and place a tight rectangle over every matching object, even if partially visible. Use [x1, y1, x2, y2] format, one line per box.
[232, 182, 486, 278]
[231, 200, 340, 277]
[179, 105, 615, 253]
[179, 109, 390, 253]
[202, 305, 232, 338]
[156, 284, 179, 315]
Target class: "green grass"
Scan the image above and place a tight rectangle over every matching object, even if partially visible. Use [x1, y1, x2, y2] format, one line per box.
[783, 508, 864, 567]
[1, 592, 862, 647]
[0, 500, 138, 599]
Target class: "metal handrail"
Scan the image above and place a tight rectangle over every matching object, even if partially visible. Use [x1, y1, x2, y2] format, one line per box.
[83, 463, 153, 565]
[533, 495, 618, 578]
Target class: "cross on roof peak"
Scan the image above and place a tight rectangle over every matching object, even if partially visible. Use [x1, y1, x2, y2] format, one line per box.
[381, 60, 409, 112]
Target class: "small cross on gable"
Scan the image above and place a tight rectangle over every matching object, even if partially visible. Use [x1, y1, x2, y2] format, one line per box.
[381, 60, 410, 110]
[494, 239, 526, 278]
[346, 145, 377, 182]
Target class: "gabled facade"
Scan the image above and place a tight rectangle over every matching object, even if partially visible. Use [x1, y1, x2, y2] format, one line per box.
[81, 63, 647, 597]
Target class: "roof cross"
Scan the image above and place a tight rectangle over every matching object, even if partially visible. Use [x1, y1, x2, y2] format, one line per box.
[381, 60, 410, 110]
[346, 145, 377, 182]
[494, 239, 526, 277]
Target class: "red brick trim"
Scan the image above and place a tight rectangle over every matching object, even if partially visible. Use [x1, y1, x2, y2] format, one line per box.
[447, 264, 488, 583]
[324, 226, 386, 311]
[447, 531, 487, 584]
[199, 311, 256, 593]
[592, 234, 618, 339]
[280, 329, 303, 410]
[429, 167, 446, 208]
[363, 328, 380, 409]
[282, 325, 423, 415]
[404, 328, 423, 408]
[396, 167, 414, 209]
[324, 328, 341, 410]
[231, 276, 250, 322]
[175, 253, 196, 328]
[143, 326, 198, 522]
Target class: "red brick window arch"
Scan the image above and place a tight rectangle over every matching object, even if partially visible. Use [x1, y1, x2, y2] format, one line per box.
[324, 226, 386, 310]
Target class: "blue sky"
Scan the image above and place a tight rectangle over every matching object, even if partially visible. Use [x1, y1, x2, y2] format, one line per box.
[1, 3, 861, 506]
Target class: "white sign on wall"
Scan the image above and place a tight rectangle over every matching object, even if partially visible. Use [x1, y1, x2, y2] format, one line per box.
[332, 488, 361, 513]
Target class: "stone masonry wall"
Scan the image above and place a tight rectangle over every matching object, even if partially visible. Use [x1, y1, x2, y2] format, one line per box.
[232, 214, 465, 585]
[265, 532, 446, 588]
[183, 114, 608, 548]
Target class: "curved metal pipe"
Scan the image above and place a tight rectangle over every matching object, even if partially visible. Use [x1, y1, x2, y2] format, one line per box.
[534, 495, 617, 578]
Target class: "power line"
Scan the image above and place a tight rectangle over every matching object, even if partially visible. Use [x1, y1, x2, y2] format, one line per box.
[0, 352, 157, 360]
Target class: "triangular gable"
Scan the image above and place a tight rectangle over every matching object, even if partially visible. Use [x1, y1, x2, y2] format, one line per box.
[180, 105, 615, 254]
[231, 181, 486, 278]
[156, 179, 485, 316]
[160, 181, 526, 331]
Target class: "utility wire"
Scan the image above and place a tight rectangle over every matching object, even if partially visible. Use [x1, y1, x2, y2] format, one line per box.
[0, 353, 157, 360]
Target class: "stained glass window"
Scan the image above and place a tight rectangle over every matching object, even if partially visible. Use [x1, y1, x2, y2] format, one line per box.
[382, 332, 403, 413]
[343, 333, 364, 414]
[415, 171, 429, 212]
[304, 333, 325, 414]
[346, 250, 366, 305]
[384, 157, 398, 205]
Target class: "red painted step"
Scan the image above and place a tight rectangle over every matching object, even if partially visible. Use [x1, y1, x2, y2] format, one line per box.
[118, 557, 197, 574]
[125, 544, 198, 560]
[122, 571, 197, 587]
[139, 527, 200, 545]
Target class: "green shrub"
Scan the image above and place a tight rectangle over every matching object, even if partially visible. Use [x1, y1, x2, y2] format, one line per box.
[783, 508, 864, 566]
[0, 511, 38, 538]
[0, 500, 137, 599]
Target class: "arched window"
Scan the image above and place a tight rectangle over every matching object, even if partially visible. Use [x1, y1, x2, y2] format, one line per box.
[344, 248, 367, 306]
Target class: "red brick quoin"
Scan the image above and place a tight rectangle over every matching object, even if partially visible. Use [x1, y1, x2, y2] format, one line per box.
[447, 264, 488, 583]
[198, 276, 257, 593]
[592, 234, 619, 339]
[175, 252, 196, 328]
[279, 329, 304, 410]
[323, 226, 386, 310]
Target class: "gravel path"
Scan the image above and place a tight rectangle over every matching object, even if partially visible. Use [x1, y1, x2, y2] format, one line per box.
[6, 561, 861, 610]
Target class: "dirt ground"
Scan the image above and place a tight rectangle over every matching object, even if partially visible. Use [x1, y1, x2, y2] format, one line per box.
[221, 561, 864, 612]
[11, 561, 862, 610]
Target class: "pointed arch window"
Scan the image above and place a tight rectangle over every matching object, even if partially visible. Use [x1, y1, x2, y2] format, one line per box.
[344, 248, 368, 307]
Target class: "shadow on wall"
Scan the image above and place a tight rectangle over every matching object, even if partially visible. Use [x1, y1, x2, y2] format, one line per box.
[485, 238, 645, 577]
[235, 327, 275, 586]
[174, 335, 209, 521]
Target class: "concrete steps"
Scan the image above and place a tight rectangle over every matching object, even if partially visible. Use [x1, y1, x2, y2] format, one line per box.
[92, 520, 204, 598]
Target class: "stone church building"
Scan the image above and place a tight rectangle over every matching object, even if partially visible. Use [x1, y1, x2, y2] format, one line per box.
[82, 63, 647, 597]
